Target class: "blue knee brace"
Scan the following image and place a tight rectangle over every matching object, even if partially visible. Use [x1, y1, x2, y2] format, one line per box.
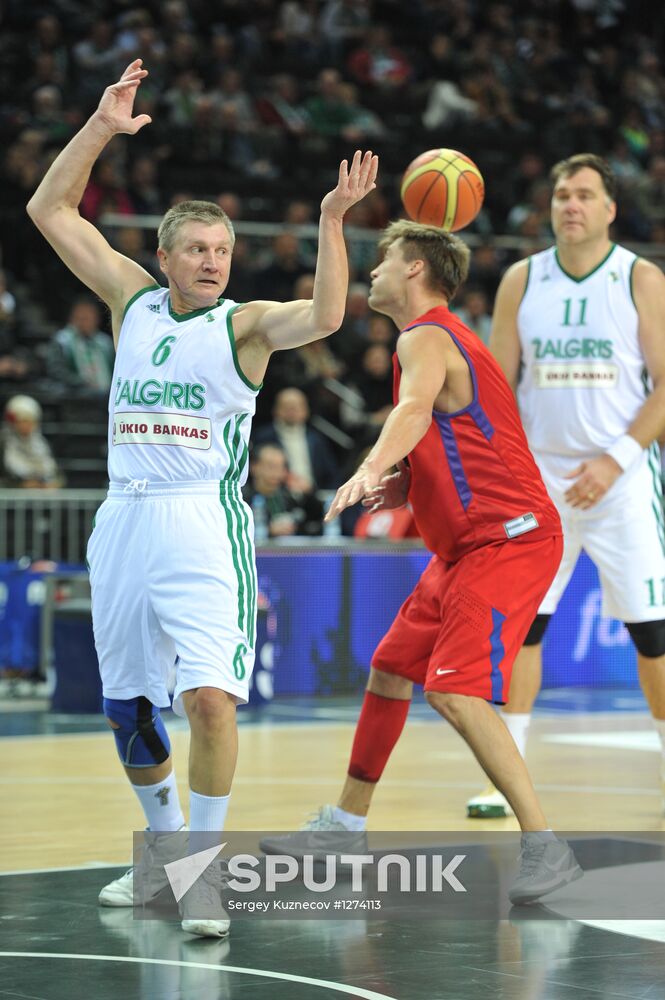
[103, 696, 171, 767]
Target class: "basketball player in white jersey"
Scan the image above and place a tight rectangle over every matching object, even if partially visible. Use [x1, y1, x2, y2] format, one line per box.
[468, 154, 665, 820]
[26, 60, 378, 936]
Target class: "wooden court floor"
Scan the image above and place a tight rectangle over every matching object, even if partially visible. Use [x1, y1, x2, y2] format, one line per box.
[2, 704, 663, 871]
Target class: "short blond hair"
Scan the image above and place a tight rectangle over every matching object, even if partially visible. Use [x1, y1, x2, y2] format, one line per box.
[157, 200, 236, 252]
[378, 220, 470, 300]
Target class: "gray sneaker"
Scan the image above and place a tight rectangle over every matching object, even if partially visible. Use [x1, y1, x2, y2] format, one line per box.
[509, 834, 583, 905]
[99, 825, 189, 907]
[179, 860, 230, 939]
[259, 805, 368, 861]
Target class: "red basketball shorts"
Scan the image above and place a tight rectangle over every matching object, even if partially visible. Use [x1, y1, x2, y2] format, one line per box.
[372, 533, 563, 704]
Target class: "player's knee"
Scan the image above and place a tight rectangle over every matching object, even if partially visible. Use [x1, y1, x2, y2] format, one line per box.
[523, 613, 551, 647]
[425, 689, 466, 724]
[184, 686, 236, 729]
[625, 619, 665, 658]
[102, 696, 171, 768]
[368, 667, 412, 699]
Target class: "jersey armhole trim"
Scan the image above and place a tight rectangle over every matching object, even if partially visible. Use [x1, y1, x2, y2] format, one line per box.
[122, 284, 161, 322]
[520, 258, 531, 304]
[629, 256, 639, 308]
[226, 305, 263, 392]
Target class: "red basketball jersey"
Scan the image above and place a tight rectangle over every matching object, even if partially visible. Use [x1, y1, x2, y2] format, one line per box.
[394, 305, 561, 562]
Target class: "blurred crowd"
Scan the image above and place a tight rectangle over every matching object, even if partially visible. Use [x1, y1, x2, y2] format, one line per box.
[1, 0, 664, 533]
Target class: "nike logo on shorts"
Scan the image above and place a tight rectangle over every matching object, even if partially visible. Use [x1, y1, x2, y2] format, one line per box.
[435, 668, 457, 675]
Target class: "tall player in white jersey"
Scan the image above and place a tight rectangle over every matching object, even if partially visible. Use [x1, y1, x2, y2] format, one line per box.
[467, 154, 665, 820]
[26, 60, 378, 936]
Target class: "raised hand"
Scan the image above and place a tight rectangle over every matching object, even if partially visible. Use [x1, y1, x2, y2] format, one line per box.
[95, 60, 152, 136]
[320, 150, 379, 220]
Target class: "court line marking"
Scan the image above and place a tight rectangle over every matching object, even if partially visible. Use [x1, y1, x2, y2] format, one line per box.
[0, 775, 658, 797]
[578, 919, 665, 943]
[0, 862, 119, 877]
[0, 952, 400, 1000]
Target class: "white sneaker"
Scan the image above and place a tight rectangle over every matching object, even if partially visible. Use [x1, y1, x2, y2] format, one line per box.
[466, 784, 514, 819]
[180, 861, 230, 939]
[509, 834, 583, 905]
[98, 825, 188, 907]
[259, 805, 368, 861]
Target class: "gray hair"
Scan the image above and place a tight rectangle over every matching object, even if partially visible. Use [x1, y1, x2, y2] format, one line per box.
[5, 395, 42, 422]
[157, 200, 236, 252]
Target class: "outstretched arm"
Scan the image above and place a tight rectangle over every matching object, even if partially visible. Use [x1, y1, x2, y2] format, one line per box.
[27, 60, 156, 331]
[234, 150, 379, 350]
[326, 326, 446, 520]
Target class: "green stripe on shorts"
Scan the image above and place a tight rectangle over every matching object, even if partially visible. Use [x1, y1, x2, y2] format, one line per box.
[647, 443, 665, 556]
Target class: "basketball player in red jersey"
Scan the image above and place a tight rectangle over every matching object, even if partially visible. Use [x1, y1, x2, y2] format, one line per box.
[261, 220, 582, 903]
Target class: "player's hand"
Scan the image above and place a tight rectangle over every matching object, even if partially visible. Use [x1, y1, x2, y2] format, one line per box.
[563, 454, 623, 509]
[94, 60, 152, 136]
[361, 461, 411, 513]
[320, 150, 379, 220]
[325, 462, 382, 522]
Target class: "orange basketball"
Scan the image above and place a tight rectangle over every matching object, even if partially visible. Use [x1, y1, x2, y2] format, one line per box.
[400, 148, 484, 230]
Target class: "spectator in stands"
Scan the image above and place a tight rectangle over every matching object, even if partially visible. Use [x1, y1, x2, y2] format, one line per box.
[453, 288, 493, 346]
[319, 0, 371, 64]
[244, 442, 323, 537]
[112, 226, 160, 281]
[335, 282, 371, 363]
[366, 314, 397, 350]
[274, 4, 321, 70]
[256, 233, 310, 302]
[0, 269, 32, 383]
[256, 74, 310, 137]
[337, 83, 386, 140]
[254, 387, 339, 493]
[127, 155, 164, 216]
[347, 24, 413, 90]
[72, 21, 122, 111]
[28, 85, 73, 145]
[215, 191, 243, 221]
[210, 68, 257, 129]
[46, 298, 114, 393]
[80, 158, 134, 223]
[340, 343, 393, 443]
[305, 68, 354, 139]
[0, 395, 61, 489]
[634, 156, 665, 230]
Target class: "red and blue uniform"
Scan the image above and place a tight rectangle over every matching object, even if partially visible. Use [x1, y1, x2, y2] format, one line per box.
[373, 306, 562, 703]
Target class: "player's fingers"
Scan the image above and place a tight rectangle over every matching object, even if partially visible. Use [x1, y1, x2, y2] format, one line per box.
[130, 115, 152, 132]
[121, 59, 145, 79]
[359, 151, 376, 190]
[563, 463, 585, 479]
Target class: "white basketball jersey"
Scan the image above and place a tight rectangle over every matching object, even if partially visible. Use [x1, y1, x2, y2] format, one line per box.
[516, 244, 647, 457]
[108, 287, 260, 484]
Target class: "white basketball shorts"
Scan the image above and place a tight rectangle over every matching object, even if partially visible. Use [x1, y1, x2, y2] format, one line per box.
[87, 480, 257, 715]
[535, 446, 665, 623]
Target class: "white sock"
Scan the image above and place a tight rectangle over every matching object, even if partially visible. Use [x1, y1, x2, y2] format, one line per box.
[133, 771, 185, 832]
[502, 712, 531, 759]
[189, 790, 230, 832]
[333, 805, 367, 831]
[532, 829, 557, 843]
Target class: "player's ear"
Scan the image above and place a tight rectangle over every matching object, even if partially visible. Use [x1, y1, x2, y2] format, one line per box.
[156, 247, 168, 275]
[407, 258, 425, 279]
[607, 200, 617, 225]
